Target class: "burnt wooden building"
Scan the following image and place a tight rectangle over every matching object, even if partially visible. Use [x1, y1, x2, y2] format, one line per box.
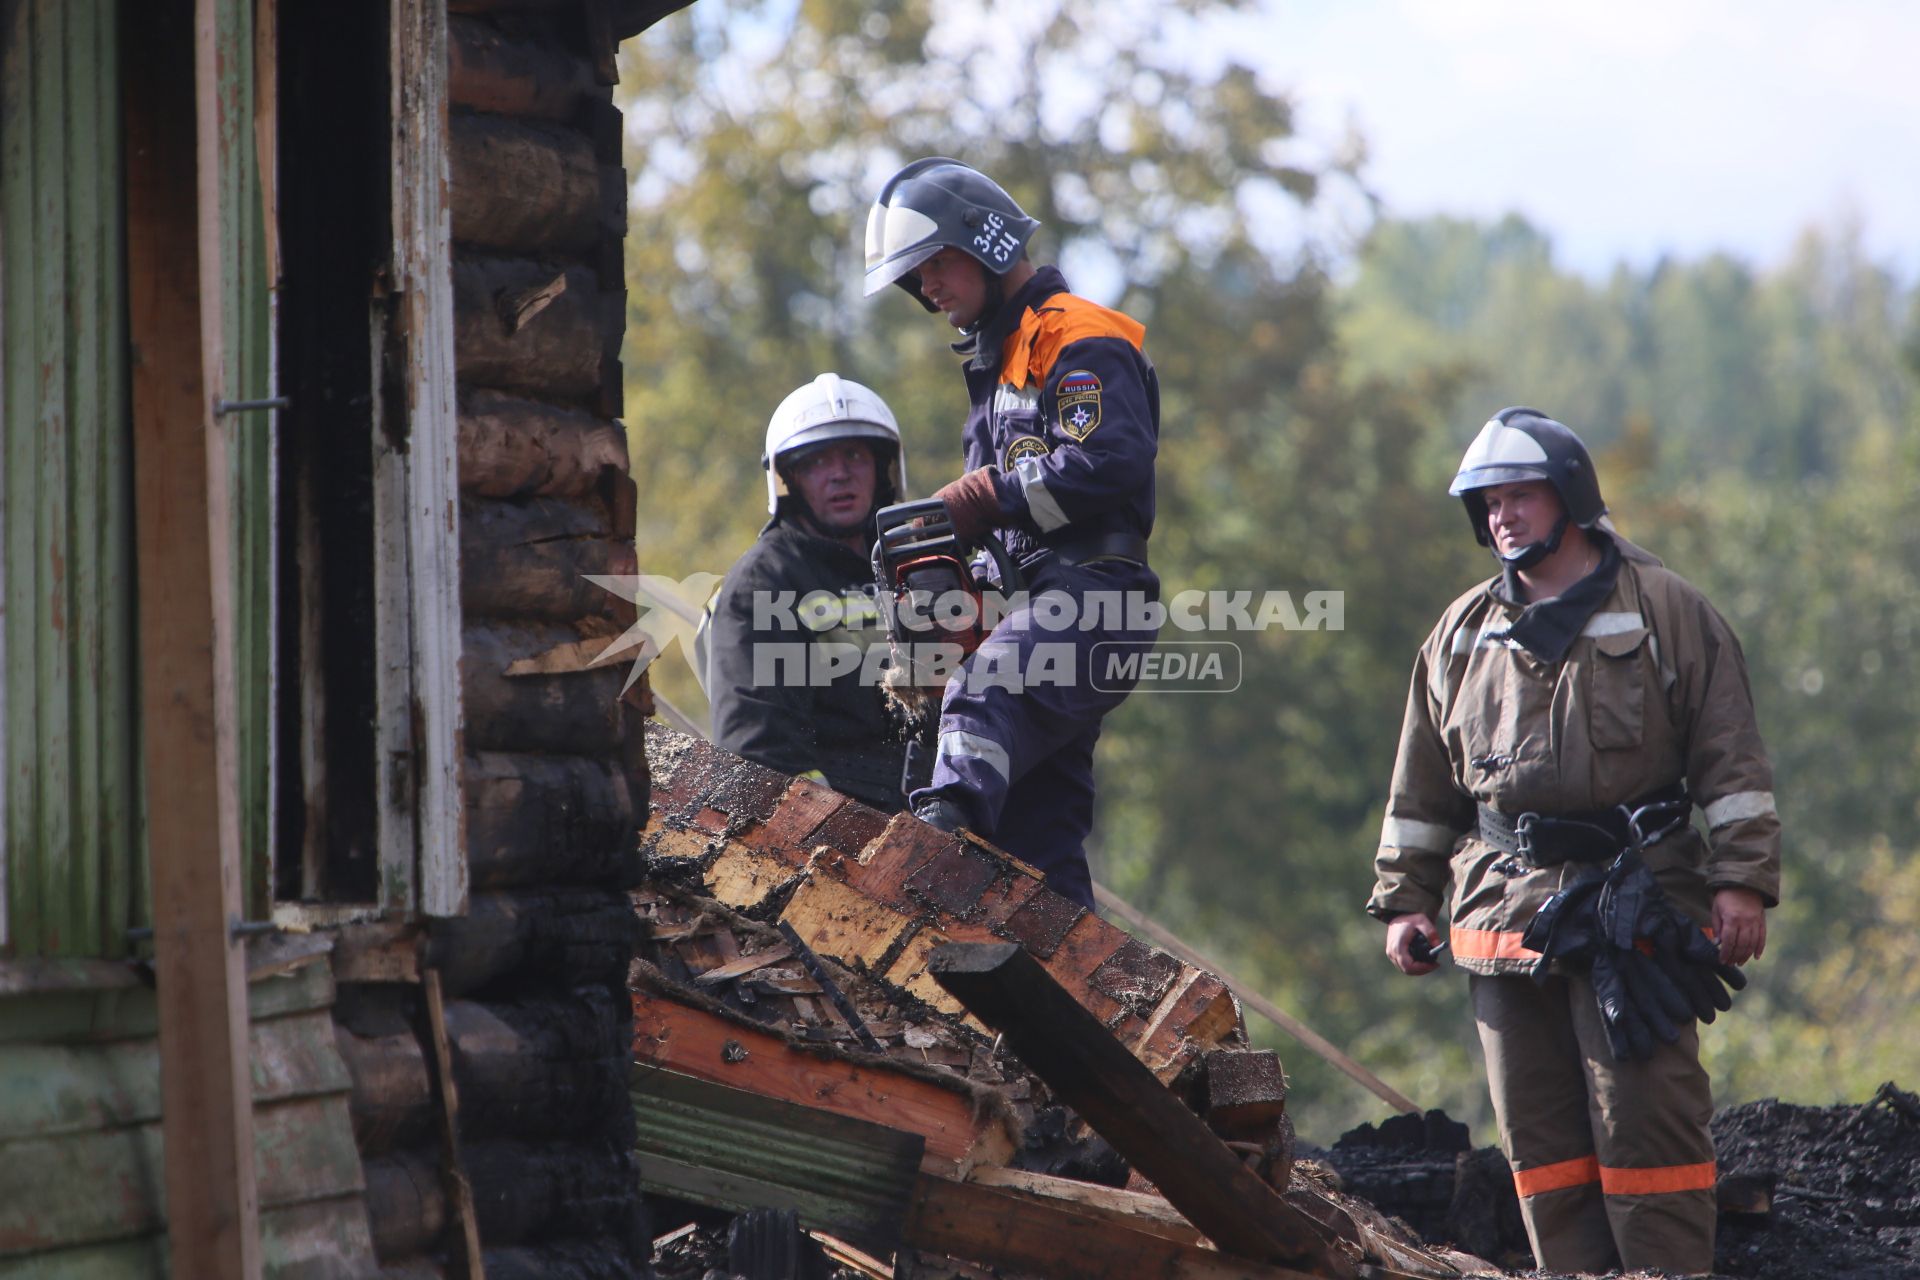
[3, 2, 1457, 1277]
[2, 0, 676, 1274]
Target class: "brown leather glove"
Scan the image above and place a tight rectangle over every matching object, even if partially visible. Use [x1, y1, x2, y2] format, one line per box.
[933, 468, 1001, 541]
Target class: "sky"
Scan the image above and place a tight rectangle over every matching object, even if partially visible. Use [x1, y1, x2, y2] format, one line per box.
[1236, 0, 1920, 278]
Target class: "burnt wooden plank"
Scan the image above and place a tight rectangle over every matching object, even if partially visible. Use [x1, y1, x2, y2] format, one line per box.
[929, 942, 1349, 1275]
[423, 971, 483, 1277]
[1204, 1049, 1290, 1133]
[998, 888, 1085, 959]
[903, 1173, 1329, 1280]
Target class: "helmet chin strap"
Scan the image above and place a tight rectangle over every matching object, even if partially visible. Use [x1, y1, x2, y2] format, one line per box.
[962, 268, 1007, 338]
[1497, 513, 1569, 572]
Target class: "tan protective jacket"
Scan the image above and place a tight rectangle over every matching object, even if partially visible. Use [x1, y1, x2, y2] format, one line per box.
[1368, 552, 1781, 976]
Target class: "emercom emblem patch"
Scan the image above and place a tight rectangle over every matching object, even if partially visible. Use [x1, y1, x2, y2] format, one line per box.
[1004, 435, 1051, 468]
[1056, 369, 1102, 441]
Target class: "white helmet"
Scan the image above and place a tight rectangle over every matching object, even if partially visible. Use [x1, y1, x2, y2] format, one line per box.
[763, 373, 908, 516]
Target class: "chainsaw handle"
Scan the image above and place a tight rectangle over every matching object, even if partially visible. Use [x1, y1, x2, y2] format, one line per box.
[872, 499, 1024, 595]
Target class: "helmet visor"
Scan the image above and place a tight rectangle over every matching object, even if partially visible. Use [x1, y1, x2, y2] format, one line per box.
[863, 202, 942, 295]
[1449, 421, 1552, 495]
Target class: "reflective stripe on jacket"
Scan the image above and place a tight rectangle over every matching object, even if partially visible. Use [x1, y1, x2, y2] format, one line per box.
[1368, 552, 1781, 975]
[959, 266, 1158, 564]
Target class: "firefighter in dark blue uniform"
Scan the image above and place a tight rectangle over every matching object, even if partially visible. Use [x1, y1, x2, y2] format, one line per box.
[864, 158, 1159, 908]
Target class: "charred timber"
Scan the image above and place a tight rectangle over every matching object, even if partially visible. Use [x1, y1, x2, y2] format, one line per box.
[460, 494, 636, 623]
[365, 1142, 643, 1261]
[451, 114, 604, 254]
[337, 1025, 436, 1158]
[464, 752, 638, 889]
[429, 887, 640, 994]
[365, 1148, 448, 1260]
[462, 623, 628, 756]
[449, 16, 594, 121]
[454, 259, 608, 403]
[458, 389, 629, 502]
[447, 0, 695, 42]
[442, 995, 632, 1140]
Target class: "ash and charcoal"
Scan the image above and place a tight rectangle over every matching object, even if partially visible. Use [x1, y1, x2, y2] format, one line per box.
[1711, 1081, 1920, 1280]
[1313, 1083, 1920, 1279]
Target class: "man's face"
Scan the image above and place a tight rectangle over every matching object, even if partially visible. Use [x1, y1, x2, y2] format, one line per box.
[913, 247, 992, 330]
[1480, 480, 1566, 558]
[787, 440, 878, 539]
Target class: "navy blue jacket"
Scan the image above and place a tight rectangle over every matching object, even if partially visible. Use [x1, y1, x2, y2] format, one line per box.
[960, 267, 1159, 564]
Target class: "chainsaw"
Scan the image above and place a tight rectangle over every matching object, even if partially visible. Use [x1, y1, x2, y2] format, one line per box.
[871, 498, 1023, 668]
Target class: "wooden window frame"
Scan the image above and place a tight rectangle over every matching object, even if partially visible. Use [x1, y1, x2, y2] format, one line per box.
[268, 0, 465, 926]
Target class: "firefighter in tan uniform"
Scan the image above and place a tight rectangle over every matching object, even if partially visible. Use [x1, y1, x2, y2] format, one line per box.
[1368, 407, 1780, 1275]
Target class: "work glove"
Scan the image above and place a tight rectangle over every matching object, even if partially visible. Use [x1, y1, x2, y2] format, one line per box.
[1519, 872, 1605, 979]
[1590, 944, 1687, 1061]
[1595, 851, 1747, 1024]
[1644, 909, 1747, 1024]
[933, 469, 1001, 541]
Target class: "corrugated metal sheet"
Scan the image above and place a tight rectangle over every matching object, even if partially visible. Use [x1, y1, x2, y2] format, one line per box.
[1, 0, 139, 958]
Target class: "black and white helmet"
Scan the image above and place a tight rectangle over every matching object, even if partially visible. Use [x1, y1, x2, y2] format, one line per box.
[763, 373, 906, 516]
[1450, 407, 1607, 563]
[863, 158, 1040, 310]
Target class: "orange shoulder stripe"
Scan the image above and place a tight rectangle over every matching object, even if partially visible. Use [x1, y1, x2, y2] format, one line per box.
[1599, 1161, 1717, 1196]
[999, 294, 1147, 390]
[1512, 1154, 1601, 1198]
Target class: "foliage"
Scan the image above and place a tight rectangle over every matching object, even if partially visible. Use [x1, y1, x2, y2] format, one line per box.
[619, 3, 1920, 1143]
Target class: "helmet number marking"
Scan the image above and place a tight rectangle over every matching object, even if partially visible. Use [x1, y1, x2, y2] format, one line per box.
[972, 211, 1020, 265]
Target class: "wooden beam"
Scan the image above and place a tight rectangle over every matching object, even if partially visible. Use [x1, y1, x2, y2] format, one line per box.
[928, 942, 1350, 1276]
[904, 1173, 1328, 1280]
[631, 991, 1013, 1175]
[127, 3, 259, 1276]
[966, 1167, 1207, 1247]
[392, 0, 468, 918]
[424, 970, 486, 1278]
[1095, 883, 1420, 1115]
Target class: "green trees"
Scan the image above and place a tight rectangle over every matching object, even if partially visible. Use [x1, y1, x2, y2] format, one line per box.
[619, 3, 1920, 1138]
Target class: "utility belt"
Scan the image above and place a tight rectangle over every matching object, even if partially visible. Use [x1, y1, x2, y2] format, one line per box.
[1035, 530, 1150, 570]
[1477, 781, 1690, 867]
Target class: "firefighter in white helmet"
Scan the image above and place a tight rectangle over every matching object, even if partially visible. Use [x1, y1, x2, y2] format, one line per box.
[702, 373, 919, 809]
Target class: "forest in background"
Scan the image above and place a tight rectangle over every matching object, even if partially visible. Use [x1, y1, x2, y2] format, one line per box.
[616, 0, 1920, 1142]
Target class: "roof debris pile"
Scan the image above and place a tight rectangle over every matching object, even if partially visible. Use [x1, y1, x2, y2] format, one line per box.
[1711, 1081, 1920, 1280]
[632, 722, 1489, 1278]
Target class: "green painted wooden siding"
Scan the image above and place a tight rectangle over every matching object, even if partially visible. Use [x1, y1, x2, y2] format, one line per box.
[1, 0, 275, 954]
[1, 0, 140, 958]
[202, 0, 276, 921]
[0, 959, 377, 1275]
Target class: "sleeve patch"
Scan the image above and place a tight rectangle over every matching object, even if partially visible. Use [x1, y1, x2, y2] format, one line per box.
[1056, 369, 1102, 441]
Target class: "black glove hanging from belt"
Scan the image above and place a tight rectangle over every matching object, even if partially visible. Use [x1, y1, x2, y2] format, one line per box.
[1519, 794, 1746, 1061]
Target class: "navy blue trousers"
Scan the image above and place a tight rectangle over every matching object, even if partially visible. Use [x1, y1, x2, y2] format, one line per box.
[910, 557, 1158, 907]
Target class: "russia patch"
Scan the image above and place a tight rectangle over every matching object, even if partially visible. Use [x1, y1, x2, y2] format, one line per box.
[1056, 369, 1102, 442]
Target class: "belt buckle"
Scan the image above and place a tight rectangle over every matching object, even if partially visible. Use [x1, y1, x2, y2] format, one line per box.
[1513, 812, 1540, 862]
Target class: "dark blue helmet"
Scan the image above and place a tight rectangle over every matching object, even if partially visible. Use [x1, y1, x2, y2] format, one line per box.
[863, 158, 1040, 311]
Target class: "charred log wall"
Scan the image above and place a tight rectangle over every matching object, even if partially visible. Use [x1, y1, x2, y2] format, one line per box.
[334, 4, 656, 1275]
